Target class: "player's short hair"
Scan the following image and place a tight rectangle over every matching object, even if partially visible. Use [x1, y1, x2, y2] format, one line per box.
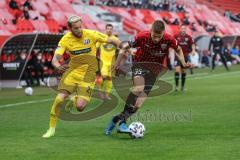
[106, 24, 113, 28]
[151, 20, 165, 34]
[68, 15, 82, 28]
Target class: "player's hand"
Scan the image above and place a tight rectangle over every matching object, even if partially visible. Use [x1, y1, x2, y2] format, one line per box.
[111, 64, 120, 72]
[183, 62, 193, 69]
[56, 64, 69, 73]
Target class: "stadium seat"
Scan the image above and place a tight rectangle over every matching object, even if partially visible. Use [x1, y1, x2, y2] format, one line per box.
[16, 19, 35, 32]
[45, 20, 60, 33]
[0, 1, 6, 9]
[30, 20, 49, 32]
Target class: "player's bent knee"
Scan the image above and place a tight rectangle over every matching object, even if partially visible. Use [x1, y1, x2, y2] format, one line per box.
[76, 106, 85, 112]
[76, 98, 88, 112]
[132, 86, 144, 95]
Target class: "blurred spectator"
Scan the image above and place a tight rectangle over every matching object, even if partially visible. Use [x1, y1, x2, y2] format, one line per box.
[177, 4, 185, 12]
[183, 16, 190, 25]
[98, 0, 185, 12]
[162, 0, 169, 11]
[190, 51, 200, 67]
[23, 6, 30, 20]
[190, 22, 197, 32]
[230, 45, 240, 63]
[172, 18, 180, 25]
[23, 0, 33, 10]
[16, 52, 34, 86]
[201, 50, 210, 67]
[163, 16, 170, 24]
[32, 53, 45, 86]
[9, 0, 19, 10]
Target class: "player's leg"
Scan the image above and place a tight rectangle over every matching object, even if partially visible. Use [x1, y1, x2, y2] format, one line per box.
[116, 75, 145, 133]
[42, 90, 69, 138]
[100, 64, 112, 99]
[174, 60, 181, 91]
[75, 83, 94, 111]
[104, 76, 112, 100]
[219, 53, 230, 71]
[211, 52, 217, 71]
[181, 55, 190, 91]
[105, 75, 144, 135]
[181, 68, 186, 91]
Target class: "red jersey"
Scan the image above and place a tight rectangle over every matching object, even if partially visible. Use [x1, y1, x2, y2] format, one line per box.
[129, 31, 178, 64]
[174, 33, 193, 56]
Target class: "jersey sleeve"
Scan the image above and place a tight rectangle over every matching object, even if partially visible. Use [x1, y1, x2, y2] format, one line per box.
[55, 37, 67, 55]
[94, 31, 108, 43]
[96, 42, 101, 48]
[170, 36, 178, 50]
[128, 34, 141, 48]
[188, 35, 194, 46]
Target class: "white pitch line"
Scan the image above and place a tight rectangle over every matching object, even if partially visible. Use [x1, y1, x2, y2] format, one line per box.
[0, 98, 53, 109]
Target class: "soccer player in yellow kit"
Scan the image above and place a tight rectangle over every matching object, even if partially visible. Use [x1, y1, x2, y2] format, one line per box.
[42, 15, 121, 138]
[97, 24, 119, 100]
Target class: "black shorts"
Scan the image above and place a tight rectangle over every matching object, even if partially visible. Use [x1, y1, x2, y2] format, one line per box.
[132, 64, 157, 95]
[175, 55, 191, 67]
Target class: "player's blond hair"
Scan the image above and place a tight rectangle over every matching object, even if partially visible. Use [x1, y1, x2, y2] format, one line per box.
[67, 15, 82, 28]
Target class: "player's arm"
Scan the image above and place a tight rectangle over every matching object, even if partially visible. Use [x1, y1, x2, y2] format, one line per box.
[114, 41, 133, 69]
[174, 46, 188, 67]
[171, 36, 190, 68]
[52, 45, 68, 72]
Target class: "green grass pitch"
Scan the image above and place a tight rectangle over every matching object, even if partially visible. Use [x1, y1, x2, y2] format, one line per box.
[0, 66, 240, 160]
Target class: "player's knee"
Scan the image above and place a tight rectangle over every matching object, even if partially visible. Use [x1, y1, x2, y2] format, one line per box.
[132, 86, 144, 95]
[76, 99, 87, 112]
[76, 106, 85, 112]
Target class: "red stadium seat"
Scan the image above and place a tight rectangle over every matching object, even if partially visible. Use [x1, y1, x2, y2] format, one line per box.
[31, 1, 49, 15]
[45, 20, 60, 33]
[51, 11, 67, 26]
[30, 20, 49, 32]
[16, 19, 35, 32]
[0, 1, 6, 9]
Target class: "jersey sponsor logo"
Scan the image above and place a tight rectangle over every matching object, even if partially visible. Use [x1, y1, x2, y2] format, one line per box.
[151, 50, 166, 57]
[70, 48, 92, 55]
[103, 44, 116, 51]
[83, 39, 90, 45]
[185, 37, 189, 41]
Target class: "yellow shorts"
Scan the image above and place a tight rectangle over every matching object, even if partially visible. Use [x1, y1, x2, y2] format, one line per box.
[58, 68, 96, 101]
[101, 63, 115, 77]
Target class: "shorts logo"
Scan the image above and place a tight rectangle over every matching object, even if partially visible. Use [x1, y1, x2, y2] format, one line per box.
[161, 44, 167, 49]
[84, 39, 90, 45]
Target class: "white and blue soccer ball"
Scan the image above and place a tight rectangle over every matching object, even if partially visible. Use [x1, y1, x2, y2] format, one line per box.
[25, 87, 33, 96]
[129, 122, 145, 138]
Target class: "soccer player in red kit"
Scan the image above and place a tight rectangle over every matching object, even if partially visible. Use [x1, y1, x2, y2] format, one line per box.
[105, 20, 191, 135]
[174, 24, 195, 91]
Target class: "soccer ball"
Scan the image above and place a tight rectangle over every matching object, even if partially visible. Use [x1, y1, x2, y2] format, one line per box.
[129, 122, 145, 138]
[25, 87, 33, 96]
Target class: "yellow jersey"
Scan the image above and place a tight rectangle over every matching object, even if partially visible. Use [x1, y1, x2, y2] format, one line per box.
[97, 35, 118, 65]
[55, 29, 109, 69]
